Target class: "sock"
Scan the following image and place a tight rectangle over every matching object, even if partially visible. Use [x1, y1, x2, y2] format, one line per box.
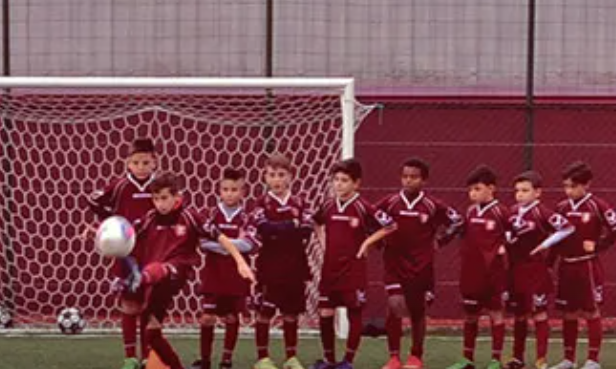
[139, 314, 150, 360]
[410, 316, 426, 359]
[587, 318, 602, 362]
[222, 319, 239, 363]
[147, 328, 183, 369]
[255, 321, 270, 359]
[513, 319, 528, 361]
[491, 323, 505, 360]
[463, 321, 478, 362]
[386, 314, 402, 357]
[563, 319, 578, 362]
[319, 315, 336, 363]
[283, 318, 299, 359]
[200, 325, 215, 364]
[121, 314, 137, 358]
[343, 308, 363, 363]
[535, 319, 549, 360]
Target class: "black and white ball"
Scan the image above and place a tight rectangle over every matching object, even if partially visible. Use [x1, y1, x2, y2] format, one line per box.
[0, 305, 12, 328]
[57, 307, 86, 334]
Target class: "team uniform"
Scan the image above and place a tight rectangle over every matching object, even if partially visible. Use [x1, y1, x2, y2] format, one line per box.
[460, 200, 510, 314]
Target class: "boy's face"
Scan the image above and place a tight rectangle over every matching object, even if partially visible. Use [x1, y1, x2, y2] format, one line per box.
[333, 172, 359, 199]
[220, 178, 244, 207]
[127, 152, 156, 180]
[152, 188, 181, 215]
[468, 183, 495, 204]
[514, 180, 541, 205]
[264, 166, 292, 195]
[401, 166, 425, 193]
[563, 179, 588, 200]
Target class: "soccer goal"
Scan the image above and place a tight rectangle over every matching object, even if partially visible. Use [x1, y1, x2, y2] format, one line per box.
[0, 77, 375, 334]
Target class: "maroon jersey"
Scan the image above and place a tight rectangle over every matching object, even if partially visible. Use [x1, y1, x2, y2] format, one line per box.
[462, 200, 510, 270]
[508, 201, 571, 265]
[252, 191, 312, 285]
[88, 173, 156, 223]
[555, 194, 616, 259]
[200, 203, 256, 296]
[134, 205, 215, 272]
[377, 191, 463, 281]
[313, 194, 395, 292]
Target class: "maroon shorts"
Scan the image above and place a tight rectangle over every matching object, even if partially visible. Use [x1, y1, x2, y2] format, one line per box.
[318, 289, 366, 310]
[201, 293, 247, 316]
[140, 278, 186, 321]
[508, 263, 553, 316]
[460, 260, 507, 315]
[254, 282, 306, 316]
[385, 264, 435, 306]
[556, 257, 604, 312]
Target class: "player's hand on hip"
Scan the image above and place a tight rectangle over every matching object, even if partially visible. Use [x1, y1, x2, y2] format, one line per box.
[238, 262, 256, 283]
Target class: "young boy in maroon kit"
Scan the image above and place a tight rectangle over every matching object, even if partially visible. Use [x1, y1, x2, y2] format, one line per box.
[252, 154, 313, 369]
[548, 162, 616, 369]
[504, 171, 574, 369]
[311, 158, 397, 369]
[191, 168, 258, 369]
[447, 166, 510, 369]
[87, 138, 158, 369]
[378, 158, 463, 369]
[124, 173, 254, 369]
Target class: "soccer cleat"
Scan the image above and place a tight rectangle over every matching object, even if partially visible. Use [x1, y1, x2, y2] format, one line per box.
[254, 358, 279, 369]
[446, 358, 475, 369]
[402, 355, 423, 369]
[503, 358, 525, 369]
[308, 360, 335, 369]
[120, 357, 141, 369]
[219, 360, 233, 369]
[334, 361, 354, 369]
[381, 356, 402, 369]
[580, 360, 601, 369]
[547, 360, 575, 369]
[283, 357, 306, 369]
[486, 359, 503, 369]
[535, 358, 547, 369]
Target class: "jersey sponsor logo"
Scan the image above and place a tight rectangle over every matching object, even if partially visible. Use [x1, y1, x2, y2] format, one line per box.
[218, 223, 239, 230]
[132, 193, 153, 199]
[174, 225, 187, 237]
[398, 210, 429, 223]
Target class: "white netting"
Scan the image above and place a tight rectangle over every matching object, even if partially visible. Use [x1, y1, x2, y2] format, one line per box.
[0, 83, 375, 331]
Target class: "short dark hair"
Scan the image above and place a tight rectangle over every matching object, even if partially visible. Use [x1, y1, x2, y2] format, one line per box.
[514, 170, 543, 189]
[331, 158, 362, 182]
[562, 161, 593, 184]
[265, 153, 292, 172]
[130, 138, 155, 155]
[222, 168, 245, 181]
[150, 172, 180, 195]
[466, 165, 497, 186]
[401, 157, 430, 179]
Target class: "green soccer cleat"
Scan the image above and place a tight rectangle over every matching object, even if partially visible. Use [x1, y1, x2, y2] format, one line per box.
[254, 357, 279, 369]
[120, 357, 141, 369]
[486, 359, 503, 369]
[283, 357, 306, 369]
[446, 358, 475, 369]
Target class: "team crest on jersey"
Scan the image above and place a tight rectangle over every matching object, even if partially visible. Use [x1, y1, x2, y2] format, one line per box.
[291, 207, 300, 218]
[486, 220, 496, 231]
[582, 212, 591, 223]
[420, 213, 429, 223]
[349, 217, 360, 228]
[174, 225, 187, 237]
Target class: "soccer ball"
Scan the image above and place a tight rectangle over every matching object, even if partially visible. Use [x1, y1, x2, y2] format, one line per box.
[57, 307, 86, 334]
[0, 305, 12, 328]
[95, 216, 136, 258]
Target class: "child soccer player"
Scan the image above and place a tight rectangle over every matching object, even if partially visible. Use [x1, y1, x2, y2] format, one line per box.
[377, 158, 463, 369]
[447, 165, 510, 369]
[504, 171, 574, 369]
[252, 154, 313, 369]
[125, 172, 254, 369]
[191, 168, 258, 369]
[312, 158, 397, 369]
[86, 138, 158, 369]
[548, 162, 616, 369]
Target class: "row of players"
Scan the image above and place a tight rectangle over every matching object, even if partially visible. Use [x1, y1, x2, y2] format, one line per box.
[86, 138, 614, 369]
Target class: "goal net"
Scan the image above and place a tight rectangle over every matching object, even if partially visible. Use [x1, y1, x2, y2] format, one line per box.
[0, 77, 375, 332]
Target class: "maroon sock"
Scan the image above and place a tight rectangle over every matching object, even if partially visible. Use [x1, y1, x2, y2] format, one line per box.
[121, 314, 138, 358]
[343, 309, 363, 363]
[410, 316, 426, 359]
[513, 319, 528, 361]
[255, 321, 270, 359]
[147, 328, 183, 369]
[319, 315, 336, 363]
[491, 323, 505, 360]
[139, 314, 150, 360]
[386, 314, 402, 357]
[535, 319, 549, 360]
[463, 321, 478, 361]
[563, 319, 578, 362]
[222, 319, 239, 363]
[200, 325, 215, 363]
[587, 318, 602, 362]
[284, 318, 299, 358]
